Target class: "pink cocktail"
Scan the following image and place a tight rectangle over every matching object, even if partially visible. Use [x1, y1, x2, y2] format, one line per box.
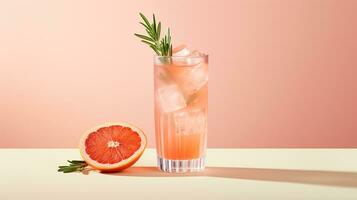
[154, 52, 208, 172]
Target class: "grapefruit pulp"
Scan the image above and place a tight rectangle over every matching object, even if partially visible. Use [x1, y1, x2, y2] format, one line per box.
[79, 122, 147, 172]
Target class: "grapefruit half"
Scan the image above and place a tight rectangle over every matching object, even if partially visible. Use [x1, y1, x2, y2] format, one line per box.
[79, 122, 147, 172]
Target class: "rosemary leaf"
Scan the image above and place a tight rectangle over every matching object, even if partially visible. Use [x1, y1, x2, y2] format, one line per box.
[157, 22, 161, 40]
[58, 160, 88, 173]
[134, 34, 155, 42]
[139, 13, 151, 29]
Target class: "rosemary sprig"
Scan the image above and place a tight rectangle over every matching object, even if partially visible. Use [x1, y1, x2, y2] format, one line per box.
[58, 160, 88, 173]
[135, 13, 173, 56]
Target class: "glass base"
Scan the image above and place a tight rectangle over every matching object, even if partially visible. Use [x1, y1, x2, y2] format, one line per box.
[157, 156, 205, 173]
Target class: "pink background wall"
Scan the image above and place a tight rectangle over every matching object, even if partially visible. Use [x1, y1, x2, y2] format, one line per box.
[1, 0, 357, 148]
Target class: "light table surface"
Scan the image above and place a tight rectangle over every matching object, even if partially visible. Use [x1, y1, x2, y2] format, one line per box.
[1, 148, 357, 200]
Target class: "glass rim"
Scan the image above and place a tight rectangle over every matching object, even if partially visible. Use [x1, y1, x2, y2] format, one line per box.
[154, 54, 208, 59]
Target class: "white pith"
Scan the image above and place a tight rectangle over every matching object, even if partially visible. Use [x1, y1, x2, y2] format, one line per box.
[107, 140, 120, 148]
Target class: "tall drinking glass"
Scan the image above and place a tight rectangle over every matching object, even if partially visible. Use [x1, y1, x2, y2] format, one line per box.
[154, 55, 208, 172]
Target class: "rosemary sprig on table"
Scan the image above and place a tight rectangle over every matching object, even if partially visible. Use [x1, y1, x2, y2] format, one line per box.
[134, 13, 173, 56]
[58, 160, 87, 173]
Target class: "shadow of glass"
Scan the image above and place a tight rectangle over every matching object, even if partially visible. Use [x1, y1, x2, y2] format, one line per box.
[102, 166, 357, 188]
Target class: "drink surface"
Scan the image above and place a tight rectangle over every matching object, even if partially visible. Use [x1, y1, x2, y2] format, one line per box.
[154, 56, 208, 160]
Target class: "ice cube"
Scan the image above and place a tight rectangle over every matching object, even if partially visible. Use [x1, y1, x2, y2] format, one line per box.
[190, 50, 205, 57]
[180, 62, 208, 96]
[186, 50, 206, 65]
[173, 45, 190, 56]
[157, 85, 187, 112]
[156, 65, 171, 84]
[173, 108, 207, 136]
